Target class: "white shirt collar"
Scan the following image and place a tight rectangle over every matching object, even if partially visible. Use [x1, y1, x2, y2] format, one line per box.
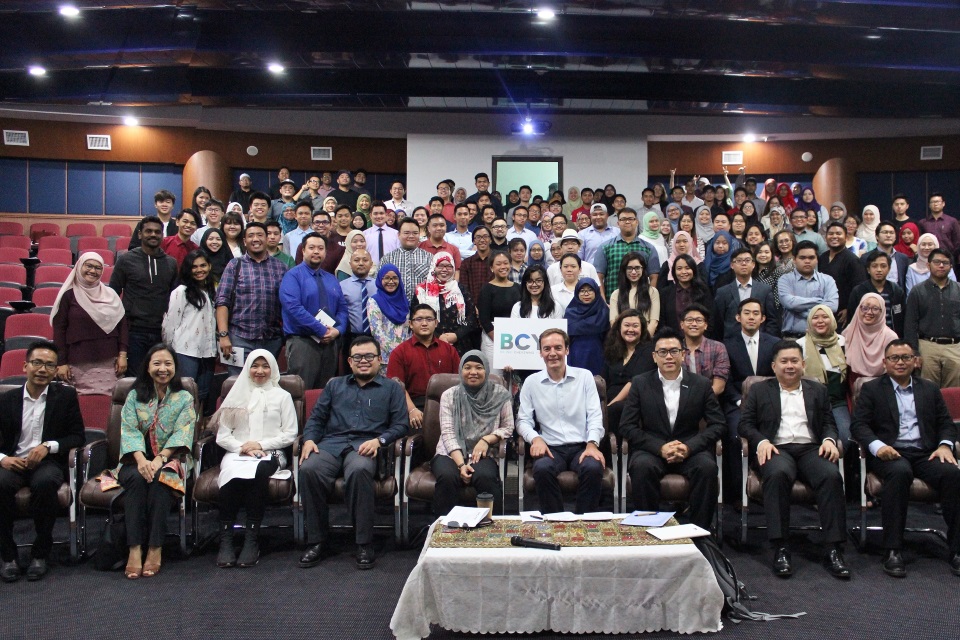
[658, 369, 683, 386]
[23, 384, 50, 403]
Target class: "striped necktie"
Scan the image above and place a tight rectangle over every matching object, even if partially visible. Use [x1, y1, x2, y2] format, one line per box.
[360, 279, 370, 334]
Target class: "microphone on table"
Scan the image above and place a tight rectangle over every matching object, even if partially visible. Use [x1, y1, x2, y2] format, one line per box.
[510, 535, 561, 551]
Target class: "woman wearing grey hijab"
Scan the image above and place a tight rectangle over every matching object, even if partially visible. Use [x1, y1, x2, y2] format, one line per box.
[431, 350, 514, 515]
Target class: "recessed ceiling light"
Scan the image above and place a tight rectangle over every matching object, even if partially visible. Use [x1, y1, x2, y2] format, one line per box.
[28, 66, 46, 76]
[59, 5, 80, 17]
[268, 62, 285, 74]
[537, 8, 555, 19]
[743, 133, 756, 143]
[123, 116, 139, 126]
[865, 33, 882, 40]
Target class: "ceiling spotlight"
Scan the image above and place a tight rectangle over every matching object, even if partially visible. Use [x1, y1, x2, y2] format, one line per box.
[28, 66, 46, 76]
[59, 5, 80, 17]
[123, 116, 139, 126]
[743, 133, 756, 143]
[512, 119, 551, 136]
[537, 8, 556, 20]
[522, 122, 534, 135]
[267, 62, 285, 74]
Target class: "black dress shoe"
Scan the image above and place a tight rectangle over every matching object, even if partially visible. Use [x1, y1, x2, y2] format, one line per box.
[26, 558, 47, 581]
[772, 547, 792, 578]
[882, 550, 906, 578]
[949, 554, 960, 577]
[824, 548, 851, 580]
[356, 544, 376, 570]
[0, 560, 20, 583]
[298, 543, 325, 569]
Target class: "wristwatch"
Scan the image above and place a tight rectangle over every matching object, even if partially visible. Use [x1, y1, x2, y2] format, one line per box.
[217, 331, 229, 338]
[378, 436, 387, 447]
[160, 454, 168, 463]
[41, 441, 54, 451]
[588, 440, 600, 448]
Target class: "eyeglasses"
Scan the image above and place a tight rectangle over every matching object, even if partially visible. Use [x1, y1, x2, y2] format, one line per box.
[82, 264, 104, 272]
[654, 348, 684, 358]
[348, 354, 379, 363]
[861, 306, 882, 314]
[618, 217, 637, 223]
[885, 354, 915, 363]
[28, 360, 57, 370]
[625, 266, 643, 272]
[411, 316, 436, 324]
[931, 259, 952, 266]
[732, 258, 754, 265]
[526, 279, 545, 285]
[682, 317, 706, 325]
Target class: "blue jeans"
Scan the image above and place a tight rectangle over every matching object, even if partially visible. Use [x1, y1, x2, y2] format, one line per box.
[127, 329, 162, 377]
[227, 335, 283, 377]
[177, 354, 215, 414]
[832, 404, 851, 447]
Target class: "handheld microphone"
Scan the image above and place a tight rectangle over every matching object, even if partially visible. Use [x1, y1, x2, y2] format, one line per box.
[510, 535, 561, 551]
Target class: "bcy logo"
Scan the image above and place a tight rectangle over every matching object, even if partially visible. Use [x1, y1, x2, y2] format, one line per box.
[500, 333, 540, 351]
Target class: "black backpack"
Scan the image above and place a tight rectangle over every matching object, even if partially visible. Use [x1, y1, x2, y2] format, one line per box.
[694, 536, 806, 622]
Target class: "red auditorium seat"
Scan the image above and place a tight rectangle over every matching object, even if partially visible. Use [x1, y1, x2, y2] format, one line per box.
[0, 247, 29, 263]
[37, 236, 72, 252]
[3, 313, 54, 350]
[305, 388, 323, 414]
[0, 221, 24, 236]
[78, 394, 112, 433]
[37, 248, 74, 266]
[0, 264, 27, 288]
[87, 249, 114, 266]
[33, 265, 72, 289]
[941, 387, 960, 423]
[113, 236, 130, 253]
[0, 287, 22, 305]
[30, 223, 60, 242]
[77, 236, 109, 253]
[102, 223, 132, 238]
[0, 349, 27, 379]
[0, 236, 31, 252]
[101, 265, 113, 283]
[66, 223, 97, 238]
[30, 288, 58, 307]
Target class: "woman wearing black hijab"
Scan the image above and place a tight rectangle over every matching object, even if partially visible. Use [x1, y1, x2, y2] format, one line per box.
[199, 227, 231, 285]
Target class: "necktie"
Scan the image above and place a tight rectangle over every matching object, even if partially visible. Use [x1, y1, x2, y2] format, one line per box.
[360, 279, 370, 334]
[747, 337, 758, 374]
[378, 227, 384, 260]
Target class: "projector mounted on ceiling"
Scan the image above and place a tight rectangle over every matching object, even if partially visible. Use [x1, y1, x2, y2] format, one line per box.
[512, 119, 552, 136]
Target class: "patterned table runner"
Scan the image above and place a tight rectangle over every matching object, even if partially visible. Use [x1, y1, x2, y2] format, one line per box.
[429, 518, 691, 548]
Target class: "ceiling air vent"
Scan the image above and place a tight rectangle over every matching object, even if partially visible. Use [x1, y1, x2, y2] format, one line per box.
[920, 145, 943, 161]
[311, 146, 332, 161]
[721, 150, 743, 165]
[86, 134, 112, 151]
[3, 130, 29, 146]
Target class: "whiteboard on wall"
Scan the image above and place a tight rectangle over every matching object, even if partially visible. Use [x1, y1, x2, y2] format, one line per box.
[492, 156, 563, 201]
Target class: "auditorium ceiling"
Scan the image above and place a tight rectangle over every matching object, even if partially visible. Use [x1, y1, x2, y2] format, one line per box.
[0, 1, 957, 117]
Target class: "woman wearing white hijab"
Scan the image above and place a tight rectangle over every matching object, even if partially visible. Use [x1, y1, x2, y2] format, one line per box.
[214, 349, 297, 568]
[51, 251, 127, 394]
[856, 205, 880, 251]
[906, 233, 957, 294]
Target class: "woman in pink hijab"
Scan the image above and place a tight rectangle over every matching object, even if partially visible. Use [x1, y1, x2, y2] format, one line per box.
[842, 293, 899, 388]
[51, 251, 128, 394]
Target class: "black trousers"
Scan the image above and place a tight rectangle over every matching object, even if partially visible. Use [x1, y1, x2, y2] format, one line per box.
[119, 464, 178, 548]
[755, 443, 846, 544]
[530, 442, 603, 514]
[218, 458, 280, 523]
[300, 448, 377, 545]
[869, 448, 960, 553]
[0, 460, 63, 561]
[629, 449, 717, 530]
[431, 454, 502, 516]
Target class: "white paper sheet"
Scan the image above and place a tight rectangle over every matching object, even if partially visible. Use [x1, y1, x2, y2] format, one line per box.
[440, 506, 489, 528]
[520, 510, 543, 522]
[219, 346, 244, 367]
[646, 523, 711, 540]
[619, 511, 675, 527]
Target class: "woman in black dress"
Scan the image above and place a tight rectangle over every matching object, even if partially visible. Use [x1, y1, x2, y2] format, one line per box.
[603, 310, 655, 436]
[477, 252, 521, 371]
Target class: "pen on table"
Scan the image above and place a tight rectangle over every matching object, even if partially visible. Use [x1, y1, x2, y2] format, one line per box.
[529, 514, 543, 520]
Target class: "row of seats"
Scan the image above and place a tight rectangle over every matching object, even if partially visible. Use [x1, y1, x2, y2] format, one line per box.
[0, 221, 133, 243]
[0, 236, 129, 263]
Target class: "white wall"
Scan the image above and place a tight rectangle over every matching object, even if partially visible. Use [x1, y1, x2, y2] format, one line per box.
[406, 134, 647, 210]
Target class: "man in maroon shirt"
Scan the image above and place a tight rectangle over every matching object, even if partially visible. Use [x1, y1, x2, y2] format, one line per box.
[386, 303, 459, 429]
[159, 209, 199, 267]
[918, 192, 960, 275]
[419, 214, 462, 276]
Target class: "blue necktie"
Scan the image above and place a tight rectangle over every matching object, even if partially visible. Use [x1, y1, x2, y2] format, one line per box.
[360, 279, 370, 334]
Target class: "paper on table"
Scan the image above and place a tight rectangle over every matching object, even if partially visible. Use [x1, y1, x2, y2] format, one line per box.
[579, 512, 616, 521]
[520, 511, 543, 523]
[619, 511, 675, 527]
[646, 523, 711, 540]
[441, 506, 489, 528]
[542, 512, 579, 522]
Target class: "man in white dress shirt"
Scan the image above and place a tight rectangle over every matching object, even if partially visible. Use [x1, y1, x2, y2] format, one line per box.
[516, 329, 605, 514]
[362, 201, 400, 264]
[547, 229, 599, 287]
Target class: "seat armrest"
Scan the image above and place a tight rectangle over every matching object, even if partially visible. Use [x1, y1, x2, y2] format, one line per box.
[617, 434, 629, 456]
[740, 436, 749, 458]
[68, 446, 82, 470]
[836, 439, 844, 459]
[714, 440, 722, 456]
[193, 434, 214, 461]
[292, 435, 303, 459]
[403, 433, 423, 458]
[393, 437, 406, 458]
[496, 438, 508, 460]
[81, 439, 108, 477]
[848, 437, 866, 459]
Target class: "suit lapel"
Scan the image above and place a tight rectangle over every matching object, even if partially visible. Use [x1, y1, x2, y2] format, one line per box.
[649, 376, 670, 433]
[880, 376, 900, 433]
[12, 386, 25, 439]
[677, 377, 691, 429]
[801, 380, 818, 434]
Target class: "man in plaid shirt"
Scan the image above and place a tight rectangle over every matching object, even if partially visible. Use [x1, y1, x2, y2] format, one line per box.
[679, 303, 730, 397]
[593, 207, 661, 299]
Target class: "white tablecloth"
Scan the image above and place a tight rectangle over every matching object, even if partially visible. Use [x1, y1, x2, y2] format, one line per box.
[390, 519, 724, 639]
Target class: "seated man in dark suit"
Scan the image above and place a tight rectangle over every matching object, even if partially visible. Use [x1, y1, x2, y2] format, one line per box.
[850, 339, 960, 578]
[298, 336, 409, 571]
[0, 341, 84, 582]
[619, 327, 724, 530]
[738, 340, 849, 580]
[721, 297, 778, 502]
[712, 248, 779, 341]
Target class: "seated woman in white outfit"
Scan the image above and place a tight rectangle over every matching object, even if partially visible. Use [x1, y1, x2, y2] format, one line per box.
[214, 349, 297, 569]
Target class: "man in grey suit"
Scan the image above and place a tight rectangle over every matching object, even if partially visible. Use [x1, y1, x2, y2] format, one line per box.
[712, 248, 779, 341]
[619, 327, 724, 530]
[738, 340, 849, 580]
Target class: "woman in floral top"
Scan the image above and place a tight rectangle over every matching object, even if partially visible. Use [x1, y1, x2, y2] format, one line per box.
[108, 343, 196, 579]
[367, 263, 411, 367]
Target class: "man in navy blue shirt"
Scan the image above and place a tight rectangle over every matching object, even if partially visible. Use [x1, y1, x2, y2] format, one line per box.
[298, 336, 409, 570]
[279, 232, 348, 390]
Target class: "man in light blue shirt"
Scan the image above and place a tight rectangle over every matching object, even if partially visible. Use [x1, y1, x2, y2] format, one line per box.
[340, 249, 377, 338]
[282, 201, 314, 257]
[578, 203, 618, 263]
[516, 329, 605, 513]
[444, 204, 476, 259]
[777, 240, 838, 337]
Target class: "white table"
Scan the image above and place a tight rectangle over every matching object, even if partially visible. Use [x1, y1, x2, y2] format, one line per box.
[391, 519, 724, 639]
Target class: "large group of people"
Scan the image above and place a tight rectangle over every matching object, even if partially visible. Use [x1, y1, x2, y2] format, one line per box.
[2, 166, 960, 584]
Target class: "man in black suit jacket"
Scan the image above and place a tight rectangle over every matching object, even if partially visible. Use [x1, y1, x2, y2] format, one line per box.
[711, 248, 780, 341]
[739, 340, 849, 580]
[850, 339, 960, 578]
[721, 298, 777, 503]
[0, 342, 84, 582]
[619, 328, 724, 530]
[860, 221, 911, 292]
[848, 251, 906, 338]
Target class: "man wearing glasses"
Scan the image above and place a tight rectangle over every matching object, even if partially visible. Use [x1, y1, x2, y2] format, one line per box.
[679, 304, 729, 398]
[299, 336, 409, 570]
[850, 339, 960, 578]
[712, 248, 779, 341]
[904, 248, 960, 387]
[619, 327, 724, 530]
[0, 341, 84, 582]
[489, 218, 510, 254]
